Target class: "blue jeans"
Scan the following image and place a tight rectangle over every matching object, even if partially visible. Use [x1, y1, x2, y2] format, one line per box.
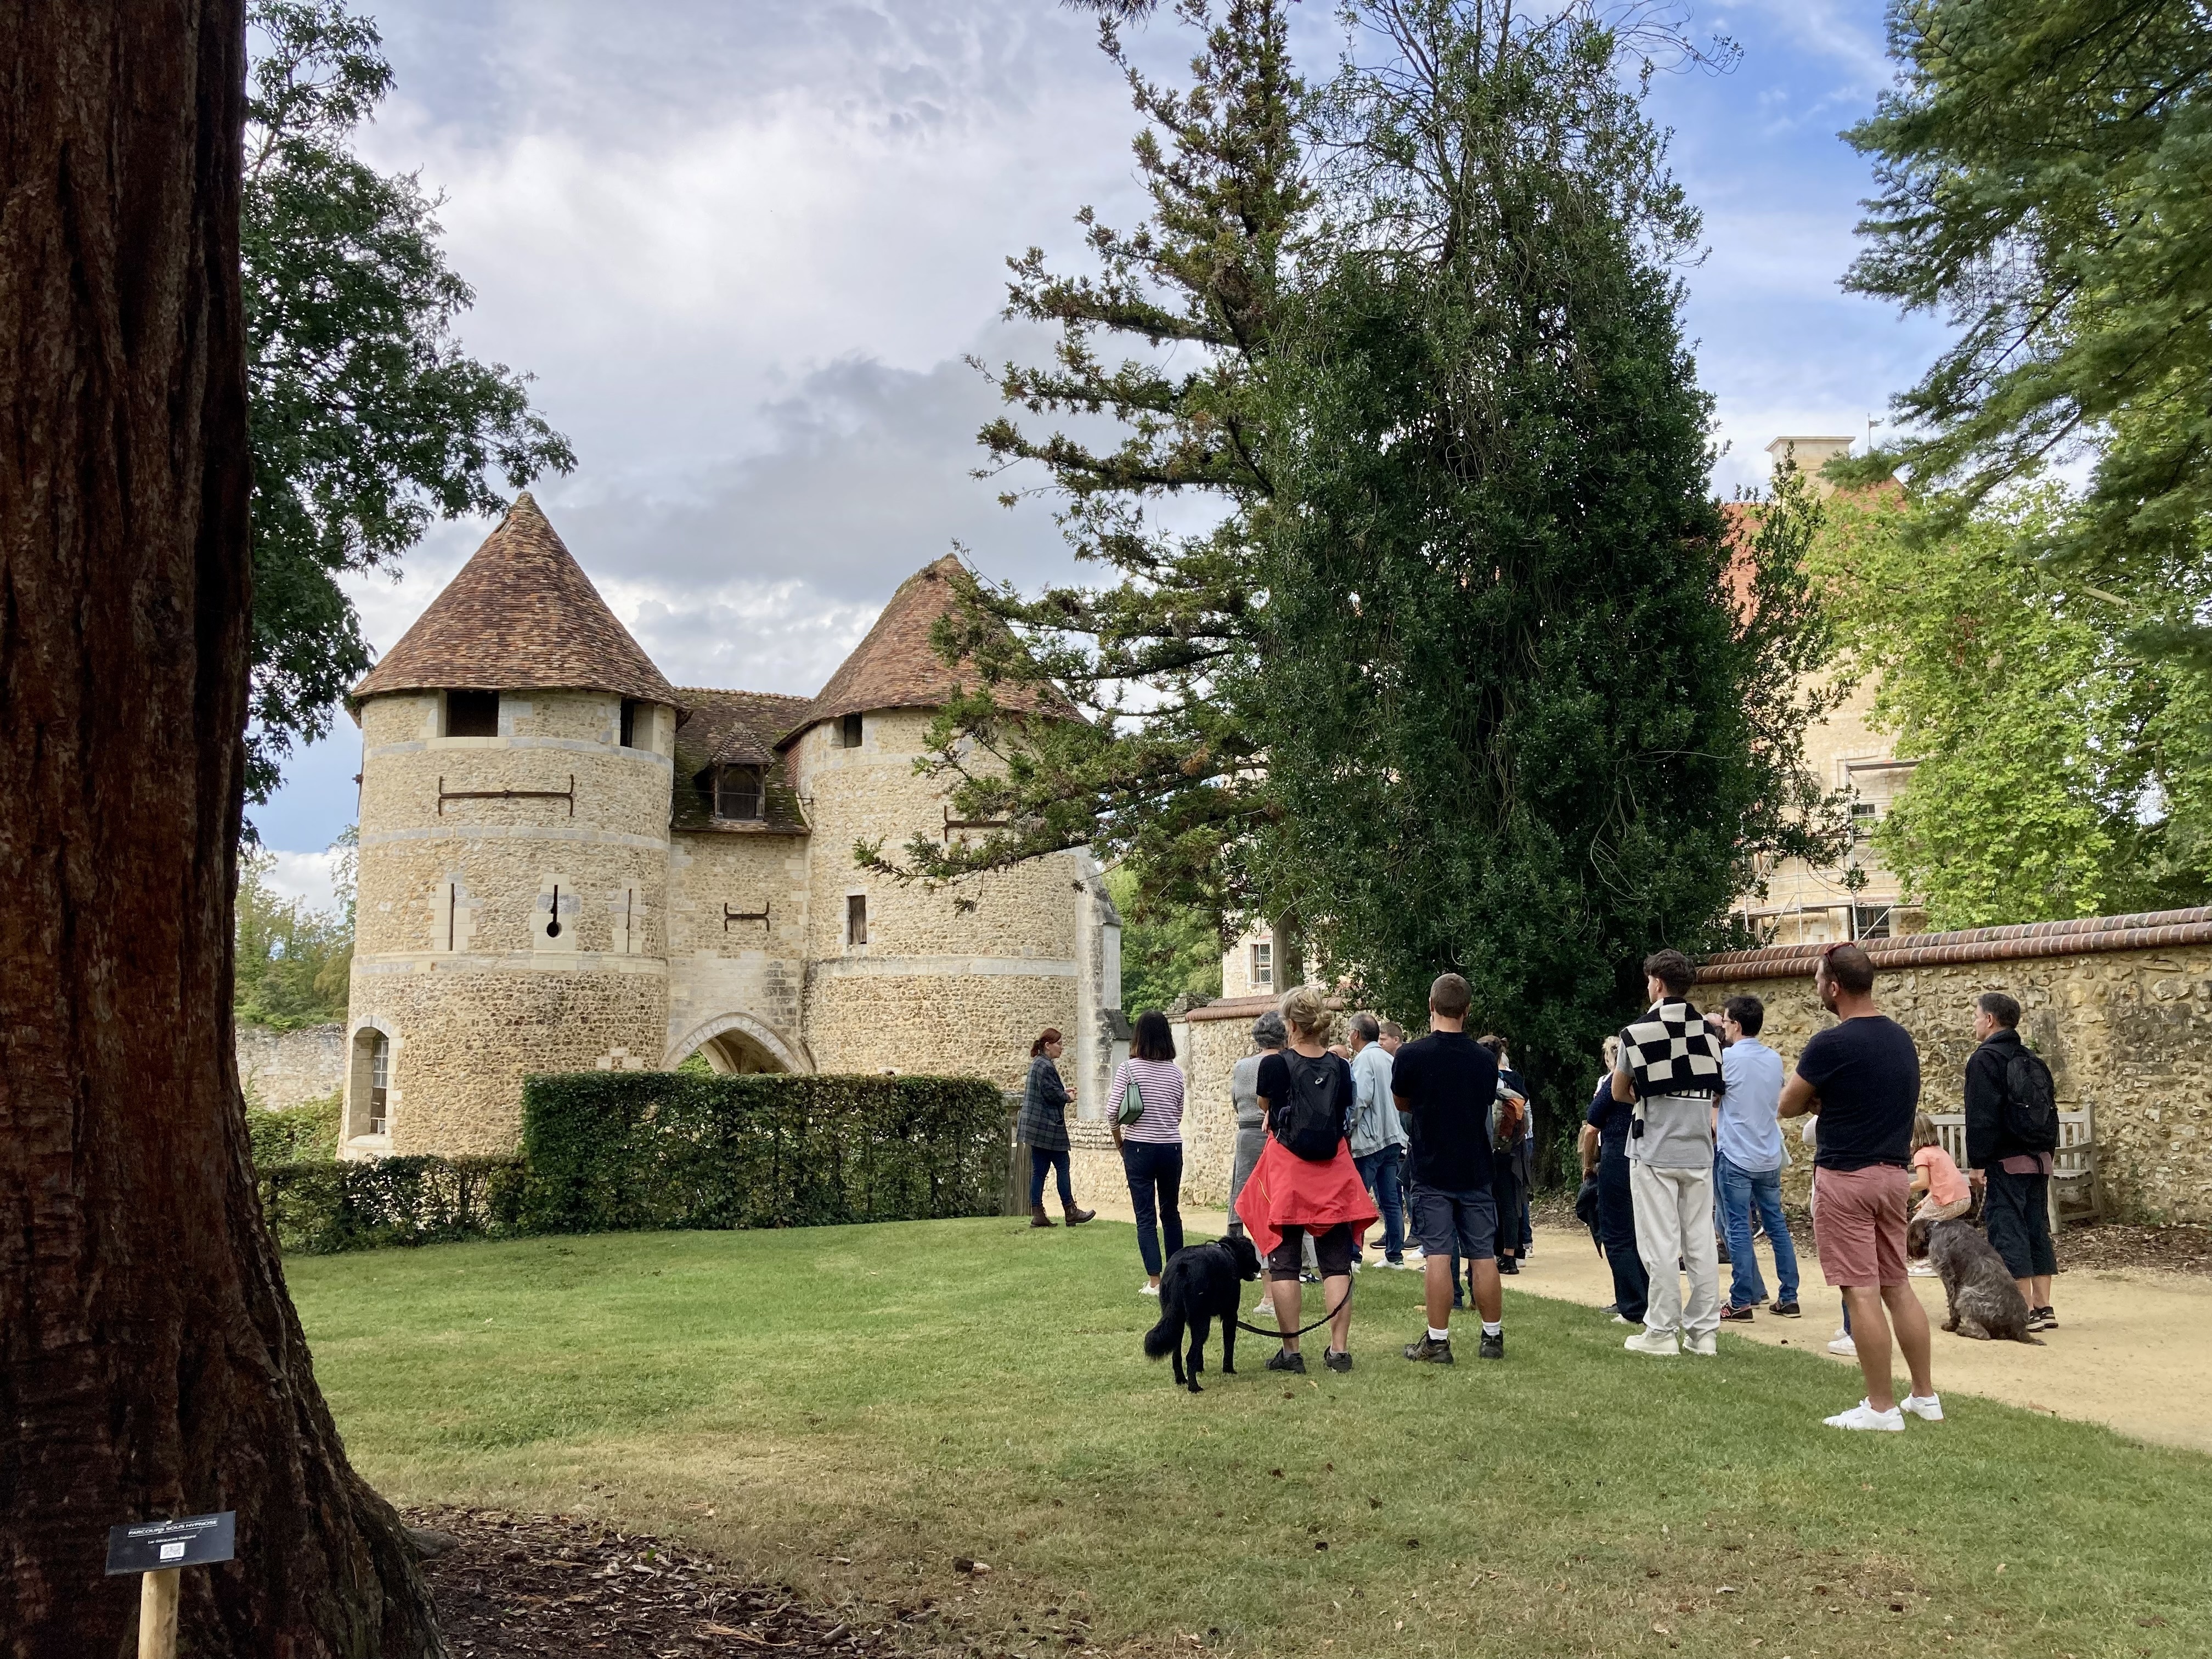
[1029, 1147, 1074, 1208]
[1120, 1139, 1184, 1277]
[1353, 1146, 1407, 1262]
[1716, 1152, 1799, 1306]
[1598, 1144, 1649, 1321]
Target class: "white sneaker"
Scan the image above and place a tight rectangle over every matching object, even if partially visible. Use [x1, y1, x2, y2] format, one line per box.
[1140, 1282, 1160, 1298]
[1254, 1295, 1276, 1317]
[1828, 1330, 1858, 1358]
[1623, 1328, 1679, 1357]
[1901, 1392, 1944, 1421]
[1824, 1398, 1905, 1432]
[1611, 1313, 1636, 1325]
[1684, 1331, 1718, 1357]
[1907, 1262, 1937, 1277]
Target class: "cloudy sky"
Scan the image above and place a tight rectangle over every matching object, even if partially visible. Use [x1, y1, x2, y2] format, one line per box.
[256, 0, 1943, 906]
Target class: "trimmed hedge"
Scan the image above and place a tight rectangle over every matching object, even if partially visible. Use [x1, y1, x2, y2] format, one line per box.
[258, 1155, 527, 1254]
[517, 1070, 1012, 1235]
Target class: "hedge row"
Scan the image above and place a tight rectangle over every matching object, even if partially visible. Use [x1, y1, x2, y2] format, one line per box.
[518, 1070, 1012, 1234]
[258, 1155, 526, 1254]
[255, 1071, 1013, 1254]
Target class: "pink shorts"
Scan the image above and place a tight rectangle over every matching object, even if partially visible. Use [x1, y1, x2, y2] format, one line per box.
[1812, 1163, 1910, 1288]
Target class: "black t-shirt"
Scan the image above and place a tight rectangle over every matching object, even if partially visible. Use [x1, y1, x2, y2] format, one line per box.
[1796, 1015, 1921, 1171]
[1255, 1049, 1355, 1147]
[1389, 1032, 1498, 1192]
[1585, 1079, 1633, 1151]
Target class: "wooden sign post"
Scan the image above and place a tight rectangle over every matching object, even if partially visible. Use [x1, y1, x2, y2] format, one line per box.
[105, 1513, 236, 1659]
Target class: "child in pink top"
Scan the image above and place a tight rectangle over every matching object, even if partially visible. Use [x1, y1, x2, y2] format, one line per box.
[1909, 1111, 1972, 1222]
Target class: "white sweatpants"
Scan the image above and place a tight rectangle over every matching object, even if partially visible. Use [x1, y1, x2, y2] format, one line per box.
[1630, 1160, 1722, 1340]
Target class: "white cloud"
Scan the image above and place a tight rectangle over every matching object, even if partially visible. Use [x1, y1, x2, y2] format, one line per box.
[261, 849, 347, 916]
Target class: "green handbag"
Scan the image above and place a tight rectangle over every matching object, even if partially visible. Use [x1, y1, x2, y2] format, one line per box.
[1116, 1067, 1148, 1126]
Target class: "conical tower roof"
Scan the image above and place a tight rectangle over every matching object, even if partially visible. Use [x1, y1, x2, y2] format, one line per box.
[351, 494, 678, 707]
[780, 554, 1074, 746]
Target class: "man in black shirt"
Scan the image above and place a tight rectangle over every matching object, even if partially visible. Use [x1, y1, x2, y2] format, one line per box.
[1391, 973, 1510, 1363]
[1962, 990, 2058, 1328]
[1778, 942, 1938, 1432]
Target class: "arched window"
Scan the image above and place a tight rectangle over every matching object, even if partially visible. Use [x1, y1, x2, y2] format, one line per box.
[350, 1026, 393, 1140]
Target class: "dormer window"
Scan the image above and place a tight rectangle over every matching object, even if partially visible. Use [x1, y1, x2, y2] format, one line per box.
[714, 764, 764, 821]
[444, 689, 499, 738]
[839, 712, 864, 748]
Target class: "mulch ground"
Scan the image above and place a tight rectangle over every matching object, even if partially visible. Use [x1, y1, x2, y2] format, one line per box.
[408, 1507, 917, 1658]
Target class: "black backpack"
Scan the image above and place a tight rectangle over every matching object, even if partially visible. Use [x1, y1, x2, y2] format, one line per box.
[1273, 1052, 1347, 1162]
[2002, 1045, 2060, 1153]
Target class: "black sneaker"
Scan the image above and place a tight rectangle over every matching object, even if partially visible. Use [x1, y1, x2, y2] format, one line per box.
[1478, 1329, 1505, 1361]
[1719, 1303, 1756, 1322]
[1322, 1348, 1353, 1374]
[2029, 1306, 2058, 1331]
[1266, 1347, 1307, 1374]
[1769, 1300, 1801, 1318]
[1497, 1257, 1520, 1275]
[1402, 1334, 1453, 1364]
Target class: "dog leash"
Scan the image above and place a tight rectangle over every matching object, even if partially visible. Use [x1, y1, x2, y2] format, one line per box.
[1231, 1279, 1353, 1339]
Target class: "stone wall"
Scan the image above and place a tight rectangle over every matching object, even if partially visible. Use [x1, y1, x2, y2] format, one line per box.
[1698, 908, 2212, 1223]
[236, 1022, 345, 1110]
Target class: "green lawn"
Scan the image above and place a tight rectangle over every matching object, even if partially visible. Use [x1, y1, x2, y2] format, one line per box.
[290, 1218, 2205, 1658]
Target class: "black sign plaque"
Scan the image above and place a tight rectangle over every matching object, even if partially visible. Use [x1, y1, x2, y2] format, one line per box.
[105, 1513, 236, 1575]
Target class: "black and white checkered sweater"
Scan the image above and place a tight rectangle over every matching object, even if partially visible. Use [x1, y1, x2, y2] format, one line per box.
[1618, 999, 1725, 1099]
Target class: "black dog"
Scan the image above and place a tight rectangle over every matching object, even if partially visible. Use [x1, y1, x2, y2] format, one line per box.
[1142, 1234, 1262, 1392]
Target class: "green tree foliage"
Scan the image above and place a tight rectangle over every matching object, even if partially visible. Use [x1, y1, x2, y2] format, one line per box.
[234, 843, 354, 1028]
[870, 0, 1316, 971]
[1104, 867, 1223, 1015]
[1808, 485, 2212, 927]
[1843, 0, 2212, 665]
[247, 1094, 343, 1166]
[1258, 2, 1836, 1102]
[243, 1, 574, 804]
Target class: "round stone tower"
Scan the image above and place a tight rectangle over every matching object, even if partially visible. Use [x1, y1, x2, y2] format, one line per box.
[341, 495, 681, 1157]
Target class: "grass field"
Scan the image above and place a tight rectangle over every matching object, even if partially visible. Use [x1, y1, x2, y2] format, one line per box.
[290, 1217, 2208, 1658]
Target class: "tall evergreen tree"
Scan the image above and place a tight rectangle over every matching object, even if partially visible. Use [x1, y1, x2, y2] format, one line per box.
[1259, 0, 1835, 1147]
[1843, 0, 2212, 670]
[866, 0, 1318, 972]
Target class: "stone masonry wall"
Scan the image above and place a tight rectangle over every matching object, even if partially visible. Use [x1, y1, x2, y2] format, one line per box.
[1700, 917, 2212, 1223]
[665, 828, 812, 1068]
[236, 1022, 345, 1110]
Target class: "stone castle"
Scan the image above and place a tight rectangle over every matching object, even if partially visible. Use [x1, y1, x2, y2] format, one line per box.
[339, 496, 1123, 1158]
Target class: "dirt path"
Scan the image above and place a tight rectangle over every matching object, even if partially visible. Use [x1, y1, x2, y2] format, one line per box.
[1077, 1199, 2212, 1454]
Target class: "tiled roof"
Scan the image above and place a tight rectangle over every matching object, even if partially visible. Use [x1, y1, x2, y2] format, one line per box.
[1696, 906, 2212, 983]
[351, 494, 679, 708]
[672, 689, 811, 835]
[778, 554, 1077, 747]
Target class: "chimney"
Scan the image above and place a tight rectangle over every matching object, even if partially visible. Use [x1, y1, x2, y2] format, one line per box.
[1766, 435, 1858, 499]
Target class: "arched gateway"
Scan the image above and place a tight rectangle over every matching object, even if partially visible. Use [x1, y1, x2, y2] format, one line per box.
[665, 1012, 808, 1076]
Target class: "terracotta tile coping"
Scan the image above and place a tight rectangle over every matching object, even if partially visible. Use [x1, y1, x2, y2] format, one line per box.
[1697, 906, 2212, 984]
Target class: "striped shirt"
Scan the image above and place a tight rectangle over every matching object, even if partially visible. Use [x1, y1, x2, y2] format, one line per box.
[1112, 1058, 1185, 1144]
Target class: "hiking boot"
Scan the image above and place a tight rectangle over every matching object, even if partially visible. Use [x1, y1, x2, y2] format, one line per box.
[1477, 1329, 1504, 1361]
[1402, 1334, 1453, 1364]
[1322, 1348, 1353, 1374]
[1029, 1206, 1056, 1228]
[1769, 1300, 1801, 1318]
[1266, 1348, 1306, 1375]
[1719, 1303, 1756, 1322]
[1063, 1204, 1095, 1225]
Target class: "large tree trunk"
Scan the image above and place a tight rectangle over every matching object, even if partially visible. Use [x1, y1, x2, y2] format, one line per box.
[0, 6, 442, 1655]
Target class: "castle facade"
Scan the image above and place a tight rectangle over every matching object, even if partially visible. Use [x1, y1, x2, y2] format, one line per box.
[340, 496, 1122, 1158]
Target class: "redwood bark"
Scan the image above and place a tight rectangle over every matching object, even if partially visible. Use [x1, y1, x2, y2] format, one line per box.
[0, 6, 441, 1655]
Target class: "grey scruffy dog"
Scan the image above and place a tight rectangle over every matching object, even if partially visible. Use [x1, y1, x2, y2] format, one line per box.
[1909, 1217, 2045, 1345]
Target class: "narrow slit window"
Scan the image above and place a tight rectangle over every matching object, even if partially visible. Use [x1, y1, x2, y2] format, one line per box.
[840, 712, 864, 749]
[368, 1031, 390, 1135]
[444, 689, 499, 738]
[847, 893, 868, 947]
[715, 764, 764, 821]
[619, 698, 640, 748]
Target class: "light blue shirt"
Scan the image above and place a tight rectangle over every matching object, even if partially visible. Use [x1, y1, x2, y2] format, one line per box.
[1348, 1041, 1406, 1156]
[1717, 1038, 1787, 1173]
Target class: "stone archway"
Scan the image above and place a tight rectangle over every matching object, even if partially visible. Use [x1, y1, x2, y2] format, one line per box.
[664, 1011, 809, 1076]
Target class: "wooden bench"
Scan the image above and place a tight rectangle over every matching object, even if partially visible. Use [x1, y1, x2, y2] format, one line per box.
[1927, 1107, 2102, 1228]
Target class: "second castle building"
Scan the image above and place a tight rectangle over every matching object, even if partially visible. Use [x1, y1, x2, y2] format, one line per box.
[341, 495, 1122, 1158]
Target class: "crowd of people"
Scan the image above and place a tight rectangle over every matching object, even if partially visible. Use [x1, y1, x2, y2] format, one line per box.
[1030, 936, 2064, 1429]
